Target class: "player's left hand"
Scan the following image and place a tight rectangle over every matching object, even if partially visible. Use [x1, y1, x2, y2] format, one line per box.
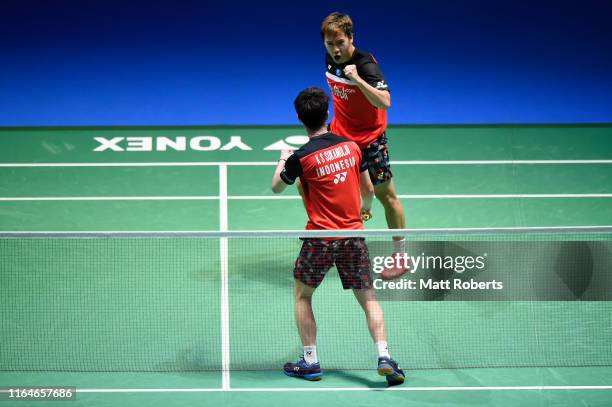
[280, 149, 293, 161]
[343, 64, 360, 81]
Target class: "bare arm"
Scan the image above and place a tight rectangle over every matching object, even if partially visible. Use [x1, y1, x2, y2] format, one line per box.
[296, 179, 307, 210]
[271, 150, 294, 193]
[360, 170, 374, 220]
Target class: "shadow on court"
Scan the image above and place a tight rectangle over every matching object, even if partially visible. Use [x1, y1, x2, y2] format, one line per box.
[327, 370, 388, 388]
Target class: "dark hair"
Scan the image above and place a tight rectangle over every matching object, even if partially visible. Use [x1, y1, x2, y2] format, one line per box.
[294, 87, 329, 131]
[320, 12, 353, 39]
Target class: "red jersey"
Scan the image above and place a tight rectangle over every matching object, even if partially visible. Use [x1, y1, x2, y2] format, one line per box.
[280, 132, 368, 230]
[326, 48, 390, 149]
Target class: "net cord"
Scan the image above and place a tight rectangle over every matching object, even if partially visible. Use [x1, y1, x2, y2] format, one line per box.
[1, 226, 611, 239]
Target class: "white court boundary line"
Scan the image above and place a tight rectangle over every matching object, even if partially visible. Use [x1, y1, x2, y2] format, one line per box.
[1, 159, 612, 167]
[0, 196, 221, 201]
[232, 194, 612, 199]
[2, 159, 610, 389]
[72, 385, 612, 393]
[1, 161, 610, 392]
[2, 160, 611, 200]
[2, 160, 611, 201]
[2, 194, 612, 201]
[218, 164, 230, 390]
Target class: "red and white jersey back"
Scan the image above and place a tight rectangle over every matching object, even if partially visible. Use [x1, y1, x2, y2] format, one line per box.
[280, 132, 367, 230]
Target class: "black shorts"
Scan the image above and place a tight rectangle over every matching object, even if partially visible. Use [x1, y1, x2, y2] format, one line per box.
[362, 133, 393, 185]
[293, 238, 372, 289]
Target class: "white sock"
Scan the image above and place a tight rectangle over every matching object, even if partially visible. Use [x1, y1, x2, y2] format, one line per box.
[303, 345, 318, 364]
[376, 341, 391, 359]
[393, 238, 406, 254]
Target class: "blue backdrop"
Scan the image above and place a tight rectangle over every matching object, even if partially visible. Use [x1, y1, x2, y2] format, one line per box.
[1, 0, 611, 126]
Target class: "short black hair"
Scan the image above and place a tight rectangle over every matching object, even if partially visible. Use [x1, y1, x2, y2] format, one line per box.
[294, 87, 329, 131]
[321, 12, 353, 39]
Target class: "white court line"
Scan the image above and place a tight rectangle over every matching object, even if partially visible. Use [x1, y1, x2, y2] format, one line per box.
[0, 162, 276, 167]
[1, 160, 612, 167]
[0, 196, 220, 201]
[229, 196, 300, 200]
[218, 164, 231, 390]
[2, 194, 612, 202]
[74, 385, 612, 393]
[230, 194, 612, 199]
[393, 160, 612, 165]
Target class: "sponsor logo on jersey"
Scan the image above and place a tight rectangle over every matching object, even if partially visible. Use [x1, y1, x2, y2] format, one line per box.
[332, 84, 356, 101]
[376, 81, 388, 90]
[333, 171, 348, 184]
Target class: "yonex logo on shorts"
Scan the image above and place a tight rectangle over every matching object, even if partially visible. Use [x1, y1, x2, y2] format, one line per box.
[334, 172, 347, 184]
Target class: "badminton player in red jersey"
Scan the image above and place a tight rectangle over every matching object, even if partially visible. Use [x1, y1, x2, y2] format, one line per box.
[321, 12, 407, 263]
[271, 87, 404, 386]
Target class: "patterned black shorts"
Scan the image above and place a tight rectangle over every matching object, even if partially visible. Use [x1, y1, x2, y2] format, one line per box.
[362, 133, 393, 185]
[294, 238, 372, 289]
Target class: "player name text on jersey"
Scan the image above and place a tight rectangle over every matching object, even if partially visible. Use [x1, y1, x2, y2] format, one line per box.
[314, 144, 351, 165]
[315, 156, 356, 178]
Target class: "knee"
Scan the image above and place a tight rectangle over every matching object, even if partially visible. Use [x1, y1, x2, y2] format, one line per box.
[295, 292, 311, 302]
[295, 284, 314, 302]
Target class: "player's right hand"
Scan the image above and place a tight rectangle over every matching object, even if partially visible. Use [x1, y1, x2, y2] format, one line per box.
[343, 64, 360, 82]
[361, 208, 372, 221]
